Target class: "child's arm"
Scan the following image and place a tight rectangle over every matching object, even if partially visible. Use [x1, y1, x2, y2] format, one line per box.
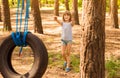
[54, 16, 62, 26]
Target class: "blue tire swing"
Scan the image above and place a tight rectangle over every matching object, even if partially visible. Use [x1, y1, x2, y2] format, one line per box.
[0, 0, 48, 78]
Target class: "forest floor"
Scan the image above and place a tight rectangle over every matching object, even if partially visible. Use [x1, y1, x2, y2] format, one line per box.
[0, 9, 120, 78]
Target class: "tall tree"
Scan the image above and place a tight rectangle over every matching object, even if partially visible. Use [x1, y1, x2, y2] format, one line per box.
[109, 0, 111, 15]
[65, 0, 69, 11]
[72, 0, 79, 25]
[1, 0, 12, 31]
[110, 0, 119, 28]
[31, 0, 43, 34]
[0, 5, 2, 22]
[54, 0, 59, 16]
[80, 0, 106, 78]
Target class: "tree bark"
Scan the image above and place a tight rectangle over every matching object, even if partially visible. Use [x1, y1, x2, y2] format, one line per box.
[65, 0, 69, 11]
[108, 0, 111, 15]
[110, 0, 119, 28]
[54, 0, 59, 16]
[80, 0, 106, 78]
[0, 5, 2, 22]
[72, 0, 79, 25]
[31, 0, 43, 34]
[2, 0, 12, 31]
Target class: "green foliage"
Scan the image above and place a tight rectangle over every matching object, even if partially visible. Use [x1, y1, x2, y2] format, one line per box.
[8, 0, 120, 13]
[9, 0, 17, 8]
[78, 0, 82, 7]
[106, 0, 120, 12]
[48, 52, 80, 72]
[118, 0, 120, 9]
[49, 52, 120, 76]
[106, 0, 110, 12]
[70, 54, 80, 72]
[105, 59, 120, 78]
[48, 52, 63, 66]
[41, 0, 54, 7]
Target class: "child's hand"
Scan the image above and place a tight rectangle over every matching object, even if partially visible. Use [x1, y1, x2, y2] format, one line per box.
[54, 16, 57, 21]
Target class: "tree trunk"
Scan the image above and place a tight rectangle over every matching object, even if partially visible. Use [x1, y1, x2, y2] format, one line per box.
[46, 0, 48, 4]
[65, 0, 69, 11]
[31, 0, 43, 34]
[80, 0, 106, 78]
[110, 0, 119, 28]
[2, 0, 12, 31]
[0, 5, 2, 22]
[54, 0, 59, 16]
[109, 0, 111, 15]
[72, 0, 79, 25]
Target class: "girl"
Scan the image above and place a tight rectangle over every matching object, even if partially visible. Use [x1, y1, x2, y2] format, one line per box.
[54, 10, 74, 72]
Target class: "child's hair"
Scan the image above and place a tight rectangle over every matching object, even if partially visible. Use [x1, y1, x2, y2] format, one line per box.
[62, 10, 72, 22]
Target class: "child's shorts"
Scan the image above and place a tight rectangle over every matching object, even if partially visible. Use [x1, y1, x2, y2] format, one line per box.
[61, 39, 72, 45]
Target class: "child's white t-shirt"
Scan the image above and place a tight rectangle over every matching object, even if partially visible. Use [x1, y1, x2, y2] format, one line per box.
[61, 22, 72, 40]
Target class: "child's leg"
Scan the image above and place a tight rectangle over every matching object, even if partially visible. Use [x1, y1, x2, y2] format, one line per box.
[66, 43, 72, 68]
[61, 45, 67, 62]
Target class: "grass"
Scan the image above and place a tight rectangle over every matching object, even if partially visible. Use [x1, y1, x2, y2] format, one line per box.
[70, 54, 80, 72]
[105, 58, 120, 78]
[48, 52, 120, 78]
[48, 52, 63, 67]
[48, 52, 80, 73]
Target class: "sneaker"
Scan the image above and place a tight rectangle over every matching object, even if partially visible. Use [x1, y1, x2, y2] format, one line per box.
[65, 67, 71, 72]
[63, 62, 67, 70]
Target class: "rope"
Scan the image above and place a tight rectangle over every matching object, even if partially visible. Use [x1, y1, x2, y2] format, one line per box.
[11, 0, 30, 55]
[24, 0, 30, 31]
[11, 32, 28, 46]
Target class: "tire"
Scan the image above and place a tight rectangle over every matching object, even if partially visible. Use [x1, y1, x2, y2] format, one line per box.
[0, 32, 48, 78]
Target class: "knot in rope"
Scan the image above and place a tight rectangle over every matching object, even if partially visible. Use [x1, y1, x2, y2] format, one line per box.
[11, 32, 28, 46]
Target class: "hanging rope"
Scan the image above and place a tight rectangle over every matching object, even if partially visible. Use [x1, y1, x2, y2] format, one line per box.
[11, 0, 30, 55]
[24, 0, 30, 31]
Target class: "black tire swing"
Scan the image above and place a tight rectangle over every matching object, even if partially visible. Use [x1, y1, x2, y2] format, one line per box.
[0, 0, 48, 78]
[0, 32, 48, 78]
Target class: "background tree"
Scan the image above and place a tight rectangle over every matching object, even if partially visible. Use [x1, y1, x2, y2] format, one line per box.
[109, 0, 111, 15]
[54, 0, 59, 16]
[110, 0, 119, 28]
[1, 0, 12, 31]
[65, 0, 69, 11]
[12, 0, 15, 5]
[72, 0, 79, 25]
[0, 5, 2, 22]
[80, 0, 106, 78]
[31, 0, 43, 34]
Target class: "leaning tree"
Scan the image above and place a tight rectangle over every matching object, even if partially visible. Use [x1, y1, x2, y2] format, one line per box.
[80, 0, 106, 78]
